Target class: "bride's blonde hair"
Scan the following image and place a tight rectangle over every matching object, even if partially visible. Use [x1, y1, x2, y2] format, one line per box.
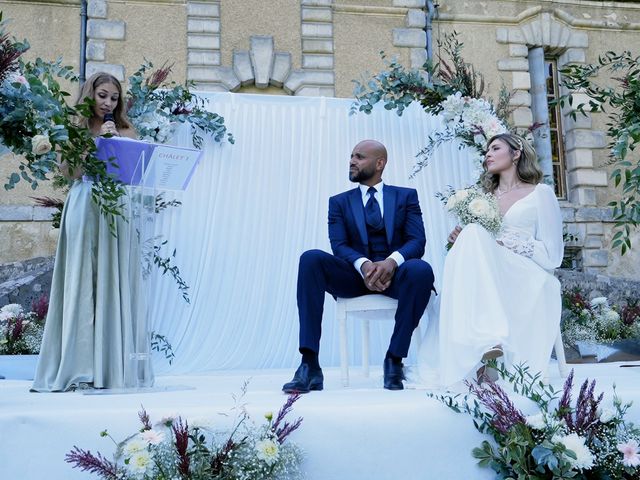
[479, 133, 542, 193]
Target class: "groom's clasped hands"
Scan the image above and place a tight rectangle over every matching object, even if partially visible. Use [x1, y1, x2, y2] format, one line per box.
[361, 258, 397, 292]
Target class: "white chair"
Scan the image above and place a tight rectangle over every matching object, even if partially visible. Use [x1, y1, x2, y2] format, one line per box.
[554, 328, 568, 377]
[335, 294, 423, 386]
[335, 295, 568, 386]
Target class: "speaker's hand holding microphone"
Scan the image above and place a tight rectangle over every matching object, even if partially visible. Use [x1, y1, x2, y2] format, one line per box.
[99, 112, 119, 137]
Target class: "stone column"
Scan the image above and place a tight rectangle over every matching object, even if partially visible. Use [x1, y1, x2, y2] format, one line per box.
[528, 46, 553, 184]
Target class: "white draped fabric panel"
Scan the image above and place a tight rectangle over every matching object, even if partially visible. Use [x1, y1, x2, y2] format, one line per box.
[150, 93, 476, 374]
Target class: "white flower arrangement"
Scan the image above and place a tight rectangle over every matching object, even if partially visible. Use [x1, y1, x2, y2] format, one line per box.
[66, 392, 305, 480]
[561, 291, 640, 348]
[430, 365, 640, 479]
[414, 92, 509, 178]
[130, 105, 176, 144]
[0, 300, 47, 355]
[126, 62, 233, 148]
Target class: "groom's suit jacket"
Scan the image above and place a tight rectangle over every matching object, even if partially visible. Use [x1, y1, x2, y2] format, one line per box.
[327, 184, 426, 265]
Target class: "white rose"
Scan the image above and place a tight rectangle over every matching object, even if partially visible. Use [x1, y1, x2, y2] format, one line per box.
[31, 135, 52, 155]
[468, 197, 492, 218]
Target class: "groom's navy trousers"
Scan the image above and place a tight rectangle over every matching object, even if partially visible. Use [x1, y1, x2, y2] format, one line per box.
[297, 185, 435, 358]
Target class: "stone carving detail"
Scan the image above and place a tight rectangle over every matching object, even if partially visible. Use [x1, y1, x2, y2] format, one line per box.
[186, 0, 335, 96]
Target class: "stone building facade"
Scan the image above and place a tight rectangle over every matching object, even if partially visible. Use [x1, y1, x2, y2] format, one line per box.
[1, 0, 639, 283]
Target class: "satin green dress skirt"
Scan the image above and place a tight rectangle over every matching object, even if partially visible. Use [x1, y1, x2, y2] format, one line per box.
[32, 180, 141, 392]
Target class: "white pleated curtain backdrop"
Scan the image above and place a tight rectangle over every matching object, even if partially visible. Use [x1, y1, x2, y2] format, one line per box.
[150, 93, 476, 374]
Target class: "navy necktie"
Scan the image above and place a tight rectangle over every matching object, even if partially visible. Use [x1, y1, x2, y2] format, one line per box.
[365, 186, 383, 230]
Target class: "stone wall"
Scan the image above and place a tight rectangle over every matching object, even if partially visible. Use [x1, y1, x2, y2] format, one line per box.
[0, 256, 53, 307]
[557, 269, 640, 307]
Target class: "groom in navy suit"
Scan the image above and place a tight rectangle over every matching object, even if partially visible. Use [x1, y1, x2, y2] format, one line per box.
[283, 140, 435, 392]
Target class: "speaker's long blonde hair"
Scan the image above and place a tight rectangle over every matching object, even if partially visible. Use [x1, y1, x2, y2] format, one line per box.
[75, 72, 132, 131]
[479, 133, 542, 193]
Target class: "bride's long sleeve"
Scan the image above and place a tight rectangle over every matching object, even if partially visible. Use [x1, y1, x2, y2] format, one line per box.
[496, 184, 564, 271]
[530, 183, 564, 271]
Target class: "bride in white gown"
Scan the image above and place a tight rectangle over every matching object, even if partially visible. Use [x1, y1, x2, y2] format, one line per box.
[418, 133, 564, 388]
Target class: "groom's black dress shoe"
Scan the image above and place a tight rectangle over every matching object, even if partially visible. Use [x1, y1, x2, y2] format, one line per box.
[282, 363, 324, 394]
[383, 358, 404, 390]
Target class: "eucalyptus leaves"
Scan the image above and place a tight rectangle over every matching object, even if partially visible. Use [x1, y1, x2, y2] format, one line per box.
[557, 51, 640, 255]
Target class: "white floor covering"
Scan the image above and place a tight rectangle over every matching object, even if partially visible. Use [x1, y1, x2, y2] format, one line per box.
[2, 361, 640, 480]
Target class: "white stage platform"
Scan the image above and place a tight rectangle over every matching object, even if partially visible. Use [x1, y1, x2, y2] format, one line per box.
[2, 361, 640, 480]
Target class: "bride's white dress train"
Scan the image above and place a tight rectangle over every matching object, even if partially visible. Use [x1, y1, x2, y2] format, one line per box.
[417, 183, 564, 388]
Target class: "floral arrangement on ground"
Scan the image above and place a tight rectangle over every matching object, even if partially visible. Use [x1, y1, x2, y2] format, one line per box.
[0, 296, 48, 355]
[65, 387, 305, 480]
[351, 31, 512, 178]
[430, 363, 640, 479]
[561, 289, 640, 347]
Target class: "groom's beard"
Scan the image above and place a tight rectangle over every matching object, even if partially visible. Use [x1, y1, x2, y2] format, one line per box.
[349, 165, 375, 183]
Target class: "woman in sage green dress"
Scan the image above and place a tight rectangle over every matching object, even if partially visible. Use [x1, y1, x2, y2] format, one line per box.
[32, 72, 139, 392]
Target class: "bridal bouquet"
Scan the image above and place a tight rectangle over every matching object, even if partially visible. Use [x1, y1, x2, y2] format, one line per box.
[440, 186, 501, 247]
[66, 390, 305, 480]
[430, 365, 640, 479]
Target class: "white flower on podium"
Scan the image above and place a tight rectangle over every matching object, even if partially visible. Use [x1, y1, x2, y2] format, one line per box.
[134, 108, 175, 144]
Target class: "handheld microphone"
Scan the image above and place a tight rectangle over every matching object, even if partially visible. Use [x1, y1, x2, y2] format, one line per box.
[103, 112, 115, 123]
